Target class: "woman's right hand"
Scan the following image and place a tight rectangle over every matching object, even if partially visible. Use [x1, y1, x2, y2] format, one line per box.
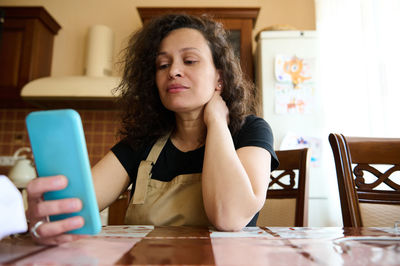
[26, 175, 87, 245]
[203, 91, 229, 127]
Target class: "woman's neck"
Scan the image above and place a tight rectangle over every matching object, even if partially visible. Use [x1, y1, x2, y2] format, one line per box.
[172, 111, 206, 152]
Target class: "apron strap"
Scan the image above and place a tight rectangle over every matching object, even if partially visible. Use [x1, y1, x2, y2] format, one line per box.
[131, 133, 170, 204]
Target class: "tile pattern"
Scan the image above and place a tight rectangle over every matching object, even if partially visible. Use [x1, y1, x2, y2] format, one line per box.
[0, 108, 121, 175]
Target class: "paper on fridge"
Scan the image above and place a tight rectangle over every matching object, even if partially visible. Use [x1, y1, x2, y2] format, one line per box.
[280, 132, 322, 167]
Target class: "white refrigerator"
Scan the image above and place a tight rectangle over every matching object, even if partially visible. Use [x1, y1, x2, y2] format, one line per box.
[256, 30, 330, 226]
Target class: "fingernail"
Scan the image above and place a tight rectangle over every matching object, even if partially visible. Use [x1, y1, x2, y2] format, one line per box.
[69, 199, 82, 210]
[70, 217, 84, 227]
[53, 176, 67, 187]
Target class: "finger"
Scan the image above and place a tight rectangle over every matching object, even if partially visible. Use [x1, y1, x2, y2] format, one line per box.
[33, 198, 82, 218]
[33, 216, 84, 239]
[26, 175, 68, 200]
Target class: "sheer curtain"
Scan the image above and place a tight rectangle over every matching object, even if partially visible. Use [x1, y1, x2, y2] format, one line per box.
[315, 0, 400, 225]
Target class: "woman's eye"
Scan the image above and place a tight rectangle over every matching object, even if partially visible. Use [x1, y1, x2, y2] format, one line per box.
[157, 64, 169, 70]
[184, 60, 197, 65]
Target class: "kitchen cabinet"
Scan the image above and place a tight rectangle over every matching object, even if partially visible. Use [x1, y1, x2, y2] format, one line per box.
[0, 6, 61, 108]
[137, 7, 262, 115]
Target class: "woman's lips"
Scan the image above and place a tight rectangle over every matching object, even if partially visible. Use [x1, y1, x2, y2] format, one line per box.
[167, 84, 188, 93]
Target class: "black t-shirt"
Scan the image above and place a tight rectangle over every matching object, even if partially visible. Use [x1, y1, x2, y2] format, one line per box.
[111, 115, 279, 226]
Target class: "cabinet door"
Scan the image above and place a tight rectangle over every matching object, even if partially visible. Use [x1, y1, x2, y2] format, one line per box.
[0, 19, 32, 103]
[219, 18, 254, 81]
[0, 6, 60, 108]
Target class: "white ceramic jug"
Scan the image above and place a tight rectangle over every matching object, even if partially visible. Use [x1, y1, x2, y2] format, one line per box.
[8, 147, 37, 188]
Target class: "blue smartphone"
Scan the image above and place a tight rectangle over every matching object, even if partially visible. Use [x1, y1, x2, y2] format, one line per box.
[26, 109, 101, 235]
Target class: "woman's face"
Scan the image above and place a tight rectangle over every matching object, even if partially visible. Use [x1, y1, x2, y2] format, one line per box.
[155, 28, 220, 114]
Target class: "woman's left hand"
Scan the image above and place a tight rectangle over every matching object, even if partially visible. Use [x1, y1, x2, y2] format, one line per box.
[204, 91, 229, 127]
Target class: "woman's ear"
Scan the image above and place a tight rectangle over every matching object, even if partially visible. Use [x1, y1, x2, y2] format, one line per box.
[216, 70, 223, 91]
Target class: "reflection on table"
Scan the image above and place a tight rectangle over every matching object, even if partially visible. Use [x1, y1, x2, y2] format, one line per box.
[1, 226, 399, 265]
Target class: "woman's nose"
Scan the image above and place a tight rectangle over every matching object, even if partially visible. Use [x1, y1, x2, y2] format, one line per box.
[168, 62, 183, 79]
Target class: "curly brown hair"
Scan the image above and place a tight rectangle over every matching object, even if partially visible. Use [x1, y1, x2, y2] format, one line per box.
[116, 13, 256, 148]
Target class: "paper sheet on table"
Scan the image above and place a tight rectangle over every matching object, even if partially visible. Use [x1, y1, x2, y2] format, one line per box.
[0, 175, 27, 239]
[209, 227, 273, 238]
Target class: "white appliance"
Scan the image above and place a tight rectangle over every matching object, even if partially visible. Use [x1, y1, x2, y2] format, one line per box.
[256, 30, 330, 226]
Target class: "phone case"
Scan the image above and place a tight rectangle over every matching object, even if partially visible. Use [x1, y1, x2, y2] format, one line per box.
[26, 109, 101, 235]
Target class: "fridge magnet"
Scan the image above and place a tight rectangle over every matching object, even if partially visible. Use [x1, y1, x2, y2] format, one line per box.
[275, 54, 314, 88]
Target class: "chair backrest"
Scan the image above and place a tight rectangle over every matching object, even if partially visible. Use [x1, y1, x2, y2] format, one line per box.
[108, 190, 130, 225]
[329, 133, 400, 227]
[257, 148, 310, 227]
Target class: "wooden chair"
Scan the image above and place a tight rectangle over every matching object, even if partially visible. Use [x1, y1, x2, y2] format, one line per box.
[257, 148, 310, 227]
[108, 190, 130, 225]
[328, 133, 400, 227]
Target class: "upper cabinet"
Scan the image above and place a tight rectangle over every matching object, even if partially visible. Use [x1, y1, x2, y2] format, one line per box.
[0, 6, 61, 108]
[137, 7, 259, 83]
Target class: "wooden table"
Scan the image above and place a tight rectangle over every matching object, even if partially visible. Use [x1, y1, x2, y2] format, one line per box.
[1, 226, 399, 265]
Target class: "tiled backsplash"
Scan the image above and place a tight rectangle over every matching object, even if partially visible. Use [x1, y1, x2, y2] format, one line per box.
[0, 108, 121, 175]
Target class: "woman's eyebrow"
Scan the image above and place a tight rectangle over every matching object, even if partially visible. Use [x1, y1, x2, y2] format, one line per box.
[179, 47, 200, 53]
[156, 47, 200, 57]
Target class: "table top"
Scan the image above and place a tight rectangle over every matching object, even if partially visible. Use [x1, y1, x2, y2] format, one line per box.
[1, 226, 399, 265]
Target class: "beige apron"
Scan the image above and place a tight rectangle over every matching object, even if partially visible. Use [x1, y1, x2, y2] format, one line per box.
[124, 134, 211, 226]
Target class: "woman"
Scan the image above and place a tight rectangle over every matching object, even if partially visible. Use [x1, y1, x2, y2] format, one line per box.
[26, 14, 279, 245]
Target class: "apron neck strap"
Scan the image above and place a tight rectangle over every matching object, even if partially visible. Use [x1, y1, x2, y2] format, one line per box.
[146, 132, 171, 164]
